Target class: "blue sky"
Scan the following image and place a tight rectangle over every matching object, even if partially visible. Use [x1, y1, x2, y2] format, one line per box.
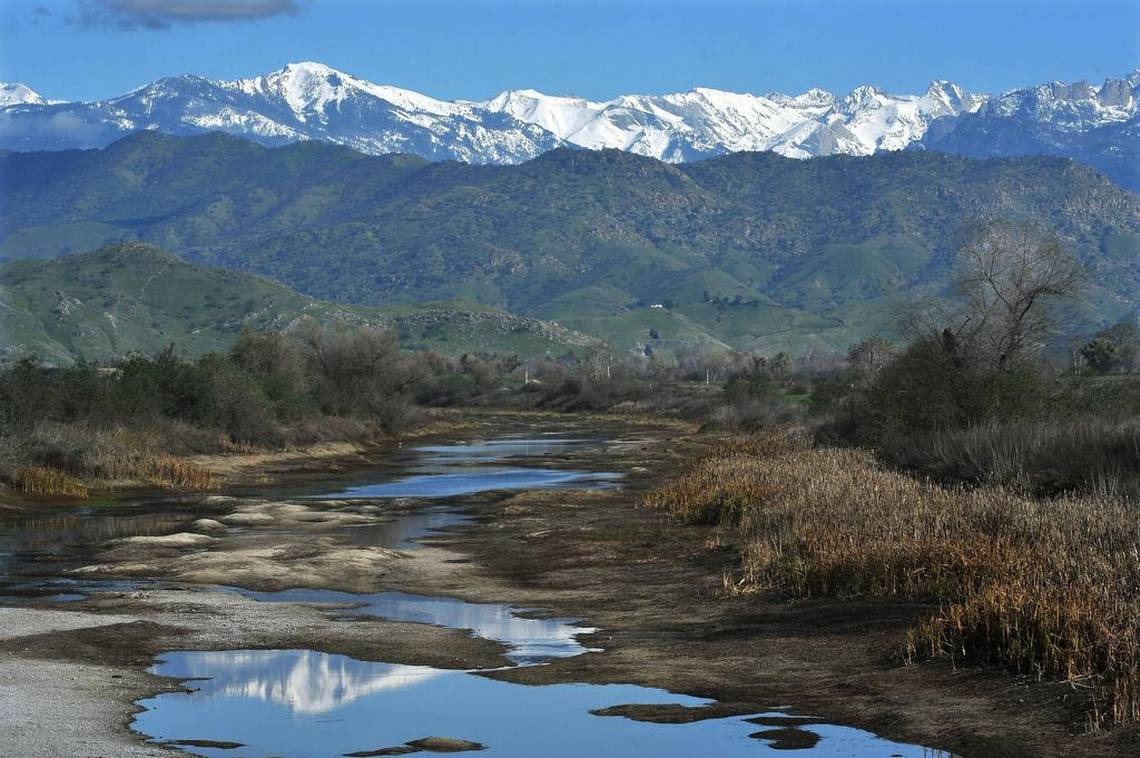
[2, 0, 1138, 102]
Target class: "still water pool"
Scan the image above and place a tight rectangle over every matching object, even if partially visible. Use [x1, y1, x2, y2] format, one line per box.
[135, 648, 943, 757]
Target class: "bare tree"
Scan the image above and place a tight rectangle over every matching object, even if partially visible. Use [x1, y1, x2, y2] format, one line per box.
[952, 221, 1084, 369]
[847, 337, 895, 385]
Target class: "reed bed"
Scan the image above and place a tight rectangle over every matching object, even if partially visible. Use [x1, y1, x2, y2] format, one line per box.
[10, 465, 89, 497]
[883, 417, 1140, 499]
[1, 423, 220, 494]
[645, 435, 1140, 728]
[87, 448, 219, 491]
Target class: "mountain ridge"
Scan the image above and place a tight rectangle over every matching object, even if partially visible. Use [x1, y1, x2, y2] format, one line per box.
[2, 63, 1136, 187]
[2, 132, 1136, 354]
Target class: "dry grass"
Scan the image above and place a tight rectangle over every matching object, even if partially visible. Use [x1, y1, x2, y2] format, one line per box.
[87, 448, 219, 491]
[645, 434, 1140, 729]
[884, 417, 1140, 499]
[1, 422, 220, 494]
[10, 465, 89, 497]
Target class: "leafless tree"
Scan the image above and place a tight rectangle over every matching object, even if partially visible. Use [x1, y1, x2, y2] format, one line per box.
[954, 221, 1084, 369]
[847, 337, 895, 384]
[899, 221, 1084, 369]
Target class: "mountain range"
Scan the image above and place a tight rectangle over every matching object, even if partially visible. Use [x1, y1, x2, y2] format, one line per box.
[2, 132, 1136, 355]
[1, 63, 1136, 188]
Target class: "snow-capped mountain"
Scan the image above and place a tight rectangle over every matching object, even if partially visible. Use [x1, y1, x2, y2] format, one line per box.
[480, 79, 987, 160]
[917, 70, 1140, 190]
[979, 72, 1138, 130]
[0, 63, 1135, 187]
[0, 63, 560, 162]
[0, 82, 53, 107]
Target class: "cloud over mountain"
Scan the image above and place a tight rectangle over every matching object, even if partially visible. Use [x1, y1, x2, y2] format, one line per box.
[76, 0, 300, 29]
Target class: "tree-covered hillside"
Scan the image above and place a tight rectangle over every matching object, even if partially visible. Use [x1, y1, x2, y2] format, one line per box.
[0, 242, 597, 364]
[2, 132, 1136, 352]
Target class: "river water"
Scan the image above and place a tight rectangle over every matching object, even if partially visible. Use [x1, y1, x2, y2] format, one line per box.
[1, 430, 948, 757]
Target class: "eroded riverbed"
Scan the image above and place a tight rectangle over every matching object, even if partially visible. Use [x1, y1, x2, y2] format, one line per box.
[0, 425, 952, 757]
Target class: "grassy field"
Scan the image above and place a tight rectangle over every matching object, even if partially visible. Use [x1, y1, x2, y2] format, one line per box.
[646, 434, 1140, 729]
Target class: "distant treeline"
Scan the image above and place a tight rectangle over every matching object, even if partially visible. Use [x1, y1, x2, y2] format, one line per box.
[3, 222, 1139, 499]
[3, 312, 1137, 499]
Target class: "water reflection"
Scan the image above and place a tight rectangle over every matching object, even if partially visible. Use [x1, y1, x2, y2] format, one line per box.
[239, 588, 596, 663]
[337, 505, 473, 549]
[413, 436, 592, 461]
[136, 649, 947, 758]
[0, 509, 191, 557]
[154, 650, 444, 713]
[0, 508, 199, 585]
[314, 467, 621, 499]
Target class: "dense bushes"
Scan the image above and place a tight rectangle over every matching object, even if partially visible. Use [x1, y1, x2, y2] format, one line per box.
[880, 418, 1140, 500]
[2, 324, 419, 446]
[0, 323, 431, 492]
[816, 332, 1140, 499]
[822, 333, 1042, 441]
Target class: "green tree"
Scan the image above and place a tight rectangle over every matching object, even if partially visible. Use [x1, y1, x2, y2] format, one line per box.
[1080, 337, 1119, 374]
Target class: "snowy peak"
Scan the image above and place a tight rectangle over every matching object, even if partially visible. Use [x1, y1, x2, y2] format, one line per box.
[924, 80, 986, 114]
[480, 79, 981, 161]
[915, 71, 1140, 190]
[243, 61, 350, 115]
[1096, 76, 1136, 109]
[978, 70, 1139, 130]
[0, 65, 1134, 186]
[842, 85, 889, 111]
[480, 88, 604, 139]
[230, 61, 450, 118]
[772, 88, 837, 110]
[0, 82, 51, 107]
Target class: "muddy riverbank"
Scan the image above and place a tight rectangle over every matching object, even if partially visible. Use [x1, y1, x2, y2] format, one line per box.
[0, 416, 1130, 756]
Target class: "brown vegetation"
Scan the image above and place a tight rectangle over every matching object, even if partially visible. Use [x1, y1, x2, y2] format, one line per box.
[645, 434, 1140, 729]
[882, 417, 1140, 499]
[2, 423, 218, 495]
[10, 464, 89, 497]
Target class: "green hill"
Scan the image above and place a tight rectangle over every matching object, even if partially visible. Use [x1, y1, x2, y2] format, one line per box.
[0, 243, 598, 364]
[2, 132, 1137, 353]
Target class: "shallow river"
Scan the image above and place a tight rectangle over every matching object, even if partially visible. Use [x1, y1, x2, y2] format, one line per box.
[1, 430, 947, 757]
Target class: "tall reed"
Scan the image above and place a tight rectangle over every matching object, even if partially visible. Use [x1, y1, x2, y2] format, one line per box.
[646, 435, 1140, 728]
[1, 422, 219, 494]
[10, 465, 89, 497]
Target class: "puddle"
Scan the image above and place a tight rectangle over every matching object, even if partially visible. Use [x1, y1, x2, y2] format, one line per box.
[336, 505, 474, 549]
[135, 649, 945, 757]
[236, 587, 596, 663]
[413, 435, 593, 460]
[314, 467, 621, 499]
